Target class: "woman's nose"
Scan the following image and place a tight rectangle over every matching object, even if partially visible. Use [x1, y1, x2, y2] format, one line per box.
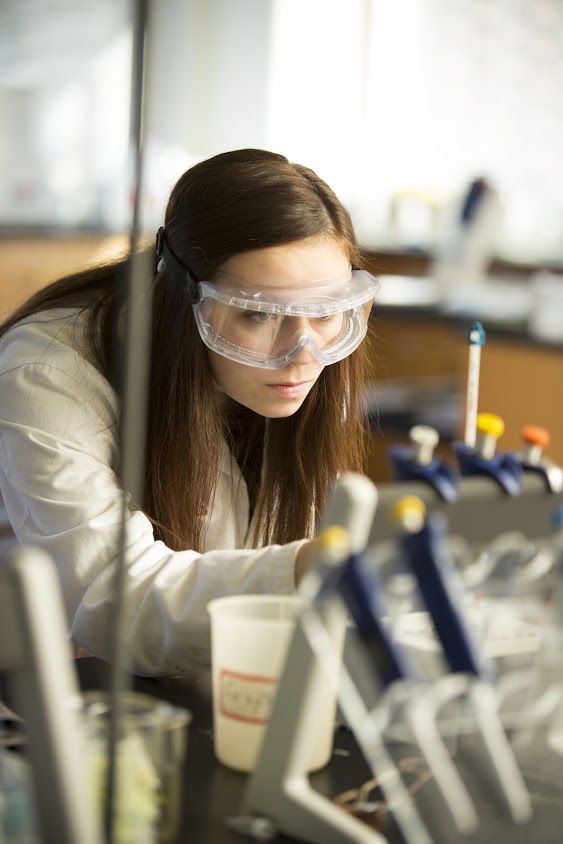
[289, 343, 316, 365]
[275, 316, 317, 363]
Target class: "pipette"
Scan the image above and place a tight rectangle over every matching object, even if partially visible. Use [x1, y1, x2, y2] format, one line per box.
[327, 539, 479, 835]
[243, 474, 388, 844]
[300, 472, 435, 844]
[297, 528, 434, 844]
[299, 472, 379, 605]
[464, 321, 485, 448]
[395, 496, 533, 824]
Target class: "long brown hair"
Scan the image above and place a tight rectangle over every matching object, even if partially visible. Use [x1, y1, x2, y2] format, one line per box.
[0, 149, 374, 551]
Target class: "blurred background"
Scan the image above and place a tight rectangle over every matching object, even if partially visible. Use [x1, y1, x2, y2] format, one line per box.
[1, 0, 563, 475]
[2, 0, 563, 255]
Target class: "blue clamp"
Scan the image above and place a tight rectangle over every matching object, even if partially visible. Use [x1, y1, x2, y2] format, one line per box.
[389, 445, 459, 501]
[453, 441, 523, 496]
[401, 509, 494, 680]
[388, 425, 459, 501]
[332, 551, 414, 687]
[511, 453, 563, 494]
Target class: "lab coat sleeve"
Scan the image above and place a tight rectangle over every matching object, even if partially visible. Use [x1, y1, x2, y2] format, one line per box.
[0, 356, 301, 677]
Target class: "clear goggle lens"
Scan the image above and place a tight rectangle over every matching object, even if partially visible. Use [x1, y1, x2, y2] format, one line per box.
[193, 269, 378, 369]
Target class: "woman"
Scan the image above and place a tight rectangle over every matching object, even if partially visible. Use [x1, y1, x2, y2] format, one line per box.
[0, 149, 378, 675]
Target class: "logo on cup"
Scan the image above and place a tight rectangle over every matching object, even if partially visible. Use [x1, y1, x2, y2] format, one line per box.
[219, 668, 278, 725]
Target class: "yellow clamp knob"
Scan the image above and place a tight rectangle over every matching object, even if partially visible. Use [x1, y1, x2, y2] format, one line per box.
[476, 412, 504, 439]
[316, 525, 351, 558]
[389, 495, 427, 532]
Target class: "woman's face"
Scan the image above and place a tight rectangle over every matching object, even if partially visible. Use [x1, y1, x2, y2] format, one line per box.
[207, 236, 350, 418]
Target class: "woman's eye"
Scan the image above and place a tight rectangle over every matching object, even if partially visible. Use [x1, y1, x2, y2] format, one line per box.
[244, 310, 276, 324]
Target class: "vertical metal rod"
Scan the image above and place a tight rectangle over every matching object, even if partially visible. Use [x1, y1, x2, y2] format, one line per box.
[104, 0, 152, 840]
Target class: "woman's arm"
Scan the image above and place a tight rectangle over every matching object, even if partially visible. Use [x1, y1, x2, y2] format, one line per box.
[0, 325, 300, 676]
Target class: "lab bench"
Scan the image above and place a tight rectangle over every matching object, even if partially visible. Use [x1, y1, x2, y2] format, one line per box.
[74, 657, 563, 844]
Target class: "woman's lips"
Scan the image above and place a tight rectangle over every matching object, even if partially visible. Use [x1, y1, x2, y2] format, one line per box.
[266, 381, 310, 398]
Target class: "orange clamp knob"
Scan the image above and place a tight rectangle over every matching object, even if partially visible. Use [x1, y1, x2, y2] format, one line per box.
[476, 412, 505, 439]
[521, 424, 550, 449]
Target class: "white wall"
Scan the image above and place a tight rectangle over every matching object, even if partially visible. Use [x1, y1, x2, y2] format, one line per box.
[2, 0, 563, 264]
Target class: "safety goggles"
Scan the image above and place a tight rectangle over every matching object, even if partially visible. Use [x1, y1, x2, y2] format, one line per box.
[193, 268, 379, 369]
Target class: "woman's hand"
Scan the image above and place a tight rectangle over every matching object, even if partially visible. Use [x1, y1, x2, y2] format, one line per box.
[293, 539, 317, 586]
[294, 526, 352, 588]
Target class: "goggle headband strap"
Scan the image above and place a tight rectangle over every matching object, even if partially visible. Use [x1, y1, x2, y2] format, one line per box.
[155, 226, 200, 304]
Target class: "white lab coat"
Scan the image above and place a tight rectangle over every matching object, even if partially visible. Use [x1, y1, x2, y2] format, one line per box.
[0, 309, 301, 676]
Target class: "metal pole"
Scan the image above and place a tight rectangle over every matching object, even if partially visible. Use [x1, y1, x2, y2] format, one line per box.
[104, 0, 153, 840]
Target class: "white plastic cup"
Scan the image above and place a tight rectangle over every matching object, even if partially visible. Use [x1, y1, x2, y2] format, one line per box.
[208, 594, 340, 773]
